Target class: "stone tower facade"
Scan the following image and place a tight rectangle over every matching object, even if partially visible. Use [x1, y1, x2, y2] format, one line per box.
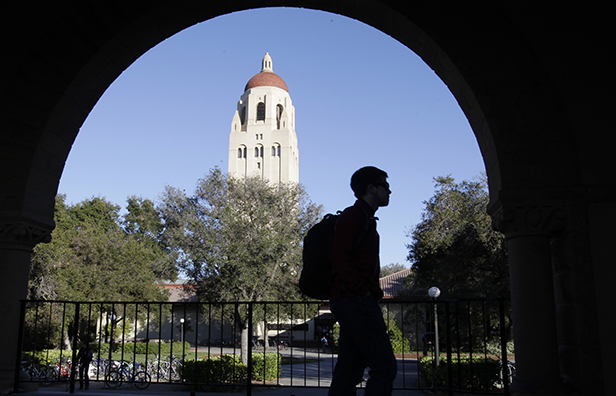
[228, 53, 299, 184]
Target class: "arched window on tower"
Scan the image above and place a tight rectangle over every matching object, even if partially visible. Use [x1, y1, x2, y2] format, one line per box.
[276, 104, 283, 129]
[238, 146, 247, 158]
[255, 145, 263, 158]
[257, 102, 265, 121]
[240, 106, 246, 126]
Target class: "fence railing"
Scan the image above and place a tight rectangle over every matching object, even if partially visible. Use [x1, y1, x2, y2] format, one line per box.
[15, 298, 513, 395]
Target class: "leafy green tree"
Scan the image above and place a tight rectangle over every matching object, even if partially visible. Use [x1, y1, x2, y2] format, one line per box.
[404, 175, 509, 299]
[123, 196, 177, 280]
[29, 195, 170, 302]
[28, 195, 171, 349]
[159, 168, 323, 361]
[380, 263, 407, 278]
[160, 168, 322, 302]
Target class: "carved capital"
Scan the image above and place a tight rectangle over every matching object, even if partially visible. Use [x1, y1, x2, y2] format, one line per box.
[492, 204, 566, 238]
[0, 222, 53, 251]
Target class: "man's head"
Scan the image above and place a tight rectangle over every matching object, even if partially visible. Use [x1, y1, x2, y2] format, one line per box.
[350, 166, 390, 209]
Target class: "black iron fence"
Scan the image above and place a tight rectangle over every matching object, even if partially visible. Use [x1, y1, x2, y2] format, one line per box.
[15, 298, 513, 395]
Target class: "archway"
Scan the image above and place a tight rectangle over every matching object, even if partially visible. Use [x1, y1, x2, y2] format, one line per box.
[1, 2, 612, 395]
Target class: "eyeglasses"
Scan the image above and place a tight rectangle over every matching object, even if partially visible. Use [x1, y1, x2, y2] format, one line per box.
[374, 182, 390, 190]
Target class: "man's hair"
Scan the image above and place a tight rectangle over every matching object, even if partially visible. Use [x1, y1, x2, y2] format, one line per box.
[350, 166, 388, 198]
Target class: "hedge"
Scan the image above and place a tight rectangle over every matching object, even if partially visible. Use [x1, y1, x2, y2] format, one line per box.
[182, 355, 247, 390]
[251, 352, 281, 381]
[181, 352, 281, 389]
[419, 355, 501, 391]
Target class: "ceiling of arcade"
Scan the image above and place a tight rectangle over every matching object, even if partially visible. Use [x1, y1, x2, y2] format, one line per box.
[0, 1, 588, 230]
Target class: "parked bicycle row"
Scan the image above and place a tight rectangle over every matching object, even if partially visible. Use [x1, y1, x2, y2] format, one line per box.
[20, 353, 186, 389]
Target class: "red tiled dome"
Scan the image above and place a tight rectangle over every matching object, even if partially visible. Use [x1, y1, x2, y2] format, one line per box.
[245, 71, 289, 92]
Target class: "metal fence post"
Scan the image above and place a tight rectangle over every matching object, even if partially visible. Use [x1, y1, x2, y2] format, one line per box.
[13, 300, 27, 393]
[499, 298, 510, 396]
[69, 302, 80, 393]
[247, 302, 253, 396]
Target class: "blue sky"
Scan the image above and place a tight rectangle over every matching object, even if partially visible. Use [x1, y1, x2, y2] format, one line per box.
[58, 8, 485, 268]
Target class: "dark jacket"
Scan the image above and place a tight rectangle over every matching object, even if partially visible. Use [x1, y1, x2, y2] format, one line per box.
[330, 199, 383, 300]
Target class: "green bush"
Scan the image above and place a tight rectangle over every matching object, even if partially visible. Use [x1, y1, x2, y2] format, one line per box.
[22, 349, 66, 365]
[419, 355, 501, 391]
[386, 321, 411, 354]
[251, 353, 281, 381]
[182, 355, 247, 390]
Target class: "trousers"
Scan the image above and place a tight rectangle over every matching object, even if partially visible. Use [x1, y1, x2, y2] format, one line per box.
[328, 295, 397, 396]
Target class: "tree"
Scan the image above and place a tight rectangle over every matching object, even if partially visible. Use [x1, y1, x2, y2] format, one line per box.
[159, 168, 323, 362]
[380, 263, 407, 278]
[123, 196, 177, 281]
[29, 195, 170, 302]
[28, 195, 171, 348]
[404, 175, 509, 299]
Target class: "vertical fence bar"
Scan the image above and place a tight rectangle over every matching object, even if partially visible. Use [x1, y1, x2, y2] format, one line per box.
[246, 302, 253, 396]
[68, 303, 80, 393]
[499, 298, 510, 396]
[13, 300, 27, 393]
[444, 302, 453, 396]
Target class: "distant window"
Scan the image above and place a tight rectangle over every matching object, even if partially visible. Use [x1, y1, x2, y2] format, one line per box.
[238, 148, 242, 158]
[240, 107, 246, 125]
[257, 102, 265, 121]
[271, 146, 276, 156]
[276, 104, 283, 129]
[255, 148, 259, 157]
[277, 145, 281, 156]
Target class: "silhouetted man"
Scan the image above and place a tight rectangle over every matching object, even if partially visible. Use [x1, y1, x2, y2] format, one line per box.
[328, 166, 397, 396]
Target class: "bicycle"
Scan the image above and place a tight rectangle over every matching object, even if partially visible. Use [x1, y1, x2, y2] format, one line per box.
[20, 360, 52, 386]
[104, 360, 150, 389]
[498, 360, 516, 386]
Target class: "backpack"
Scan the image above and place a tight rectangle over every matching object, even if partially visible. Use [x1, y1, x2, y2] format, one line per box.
[299, 207, 369, 300]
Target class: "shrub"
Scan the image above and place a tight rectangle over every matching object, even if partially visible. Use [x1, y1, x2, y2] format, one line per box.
[22, 349, 65, 365]
[419, 355, 501, 391]
[386, 320, 411, 354]
[251, 353, 281, 381]
[182, 355, 247, 390]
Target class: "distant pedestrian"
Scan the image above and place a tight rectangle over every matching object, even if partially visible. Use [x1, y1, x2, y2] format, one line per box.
[321, 335, 329, 353]
[77, 342, 93, 390]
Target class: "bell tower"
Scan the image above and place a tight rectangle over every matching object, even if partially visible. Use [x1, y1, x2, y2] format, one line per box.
[228, 53, 299, 184]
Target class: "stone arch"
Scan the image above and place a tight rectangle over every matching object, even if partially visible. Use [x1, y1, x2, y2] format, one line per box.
[1, 2, 612, 395]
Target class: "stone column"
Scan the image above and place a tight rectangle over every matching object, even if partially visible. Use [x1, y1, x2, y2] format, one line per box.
[492, 201, 573, 395]
[0, 220, 52, 391]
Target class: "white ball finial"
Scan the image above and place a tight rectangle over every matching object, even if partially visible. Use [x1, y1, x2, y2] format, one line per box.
[428, 286, 441, 299]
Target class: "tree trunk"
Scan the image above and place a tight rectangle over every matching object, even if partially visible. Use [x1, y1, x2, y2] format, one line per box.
[241, 325, 249, 365]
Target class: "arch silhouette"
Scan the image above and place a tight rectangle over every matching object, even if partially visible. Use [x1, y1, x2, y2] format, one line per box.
[0, 2, 612, 395]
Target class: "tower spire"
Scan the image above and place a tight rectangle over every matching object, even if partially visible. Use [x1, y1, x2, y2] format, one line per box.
[261, 52, 273, 72]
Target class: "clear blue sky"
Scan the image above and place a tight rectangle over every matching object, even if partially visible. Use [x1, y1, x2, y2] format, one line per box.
[58, 8, 485, 268]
